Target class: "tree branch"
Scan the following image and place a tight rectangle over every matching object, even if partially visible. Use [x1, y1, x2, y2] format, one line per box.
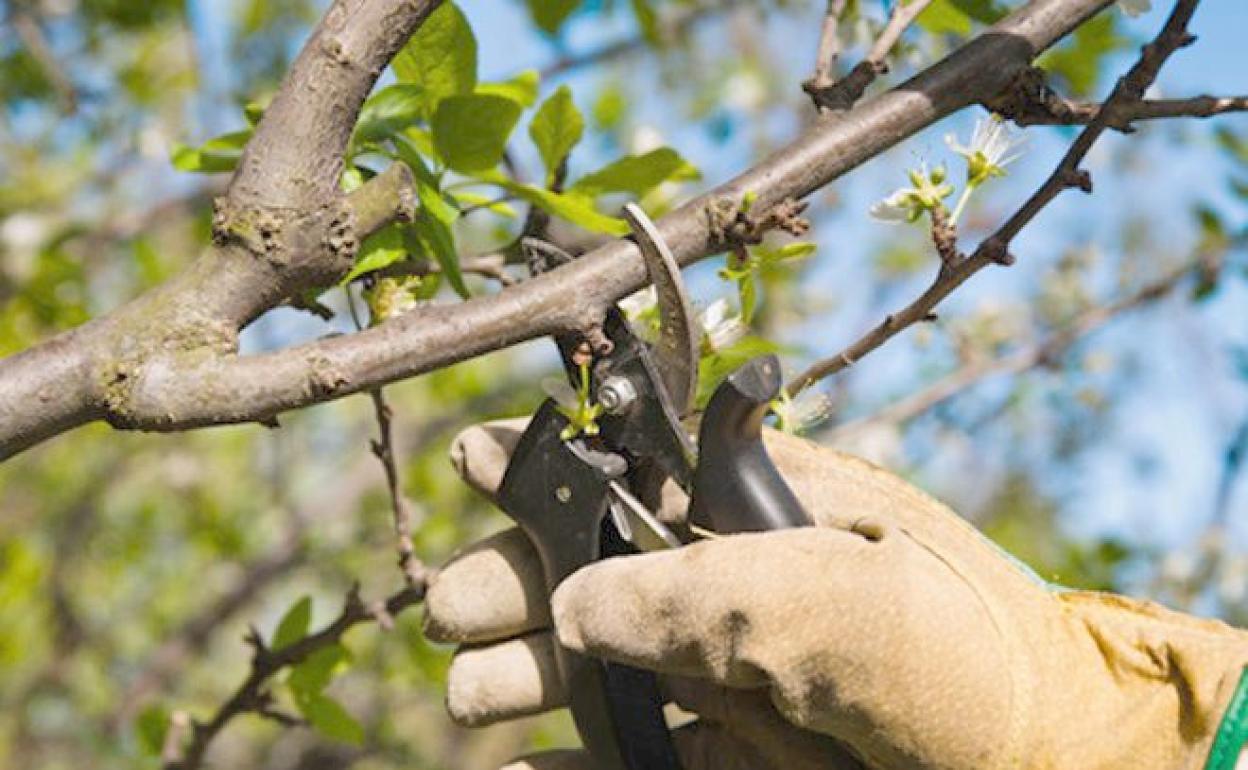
[163, 583, 425, 770]
[803, 0, 849, 99]
[786, 0, 1203, 395]
[805, 0, 935, 112]
[985, 65, 1247, 127]
[17, 0, 1108, 444]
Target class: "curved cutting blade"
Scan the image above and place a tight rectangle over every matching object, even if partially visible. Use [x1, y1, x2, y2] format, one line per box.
[622, 203, 698, 416]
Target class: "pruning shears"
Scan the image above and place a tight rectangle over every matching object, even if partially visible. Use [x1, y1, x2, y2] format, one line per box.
[497, 204, 812, 770]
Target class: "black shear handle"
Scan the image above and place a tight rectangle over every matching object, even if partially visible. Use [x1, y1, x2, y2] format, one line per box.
[496, 402, 682, 770]
[689, 355, 813, 533]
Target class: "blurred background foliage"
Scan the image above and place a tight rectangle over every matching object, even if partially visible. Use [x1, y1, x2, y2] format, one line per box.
[0, 0, 1245, 768]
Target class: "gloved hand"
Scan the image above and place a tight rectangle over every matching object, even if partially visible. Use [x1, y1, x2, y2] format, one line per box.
[425, 419, 1248, 770]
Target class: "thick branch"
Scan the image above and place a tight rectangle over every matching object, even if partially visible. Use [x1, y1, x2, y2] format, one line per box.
[228, 0, 441, 210]
[786, 0, 1202, 394]
[94, 0, 1116, 435]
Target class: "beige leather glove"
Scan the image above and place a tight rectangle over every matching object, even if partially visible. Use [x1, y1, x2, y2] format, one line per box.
[425, 419, 1248, 770]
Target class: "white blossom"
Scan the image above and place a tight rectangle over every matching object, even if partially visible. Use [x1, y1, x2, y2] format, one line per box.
[946, 114, 1026, 187]
[1117, 0, 1151, 17]
[698, 298, 747, 352]
[869, 163, 953, 224]
[771, 388, 833, 435]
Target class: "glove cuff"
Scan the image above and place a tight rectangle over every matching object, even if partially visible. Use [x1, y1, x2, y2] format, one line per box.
[1205, 666, 1248, 770]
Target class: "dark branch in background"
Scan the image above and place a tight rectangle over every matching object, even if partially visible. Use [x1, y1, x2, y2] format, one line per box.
[111, 535, 308, 731]
[10, 3, 77, 113]
[986, 65, 1247, 128]
[827, 254, 1213, 441]
[163, 583, 426, 770]
[804, 0, 935, 112]
[786, 0, 1204, 395]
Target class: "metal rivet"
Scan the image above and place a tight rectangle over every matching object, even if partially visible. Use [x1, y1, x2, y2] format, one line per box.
[597, 376, 638, 415]
[555, 486, 572, 503]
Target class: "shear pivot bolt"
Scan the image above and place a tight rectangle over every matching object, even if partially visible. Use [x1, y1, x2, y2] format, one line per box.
[597, 377, 638, 415]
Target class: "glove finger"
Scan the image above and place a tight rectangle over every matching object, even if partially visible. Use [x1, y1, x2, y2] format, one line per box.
[499, 721, 773, 770]
[425, 527, 551, 644]
[446, 632, 566, 727]
[449, 417, 529, 500]
[664, 678, 866, 770]
[500, 750, 590, 770]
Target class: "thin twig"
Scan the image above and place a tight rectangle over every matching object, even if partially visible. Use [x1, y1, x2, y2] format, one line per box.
[787, 0, 1204, 394]
[803, 0, 849, 96]
[344, 288, 427, 587]
[163, 583, 425, 770]
[368, 390, 425, 587]
[805, 0, 935, 111]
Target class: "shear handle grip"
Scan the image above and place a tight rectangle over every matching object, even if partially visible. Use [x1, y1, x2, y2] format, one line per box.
[688, 355, 812, 533]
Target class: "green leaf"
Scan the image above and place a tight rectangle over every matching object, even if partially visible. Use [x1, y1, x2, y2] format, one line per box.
[392, 2, 477, 115]
[526, 0, 581, 35]
[417, 180, 460, 226]
[570, 148, 700, 198]
[757, 242, 817, 265]
[136, 704, 171, 756]
[296, 693, 364, 746]
[631, 0, 660, 45]
[696, 336, 785, 409]
[288, 643, 349, 699]
[355, 84, 425, 144]
[411, 187, 469, 297]
[451, 190, 517, 218]
[243, 96, 269, 127]
[341, 225, 407, 285]
[340, 166, 366, 193]
[592, 86, 627, 132]
[530, 86, 584, 182]
[503, 182, 628, 235]
[918, 0, 972, 35]
[949, 0, 1007, 24]
[739, 273, 758, 326]
[432, 94, 523, 173]
[1215, 127, 1248, 165]
[272, 596, 312, 651]
[477, 69, 540, 107]
[170, 130, 252, 173]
